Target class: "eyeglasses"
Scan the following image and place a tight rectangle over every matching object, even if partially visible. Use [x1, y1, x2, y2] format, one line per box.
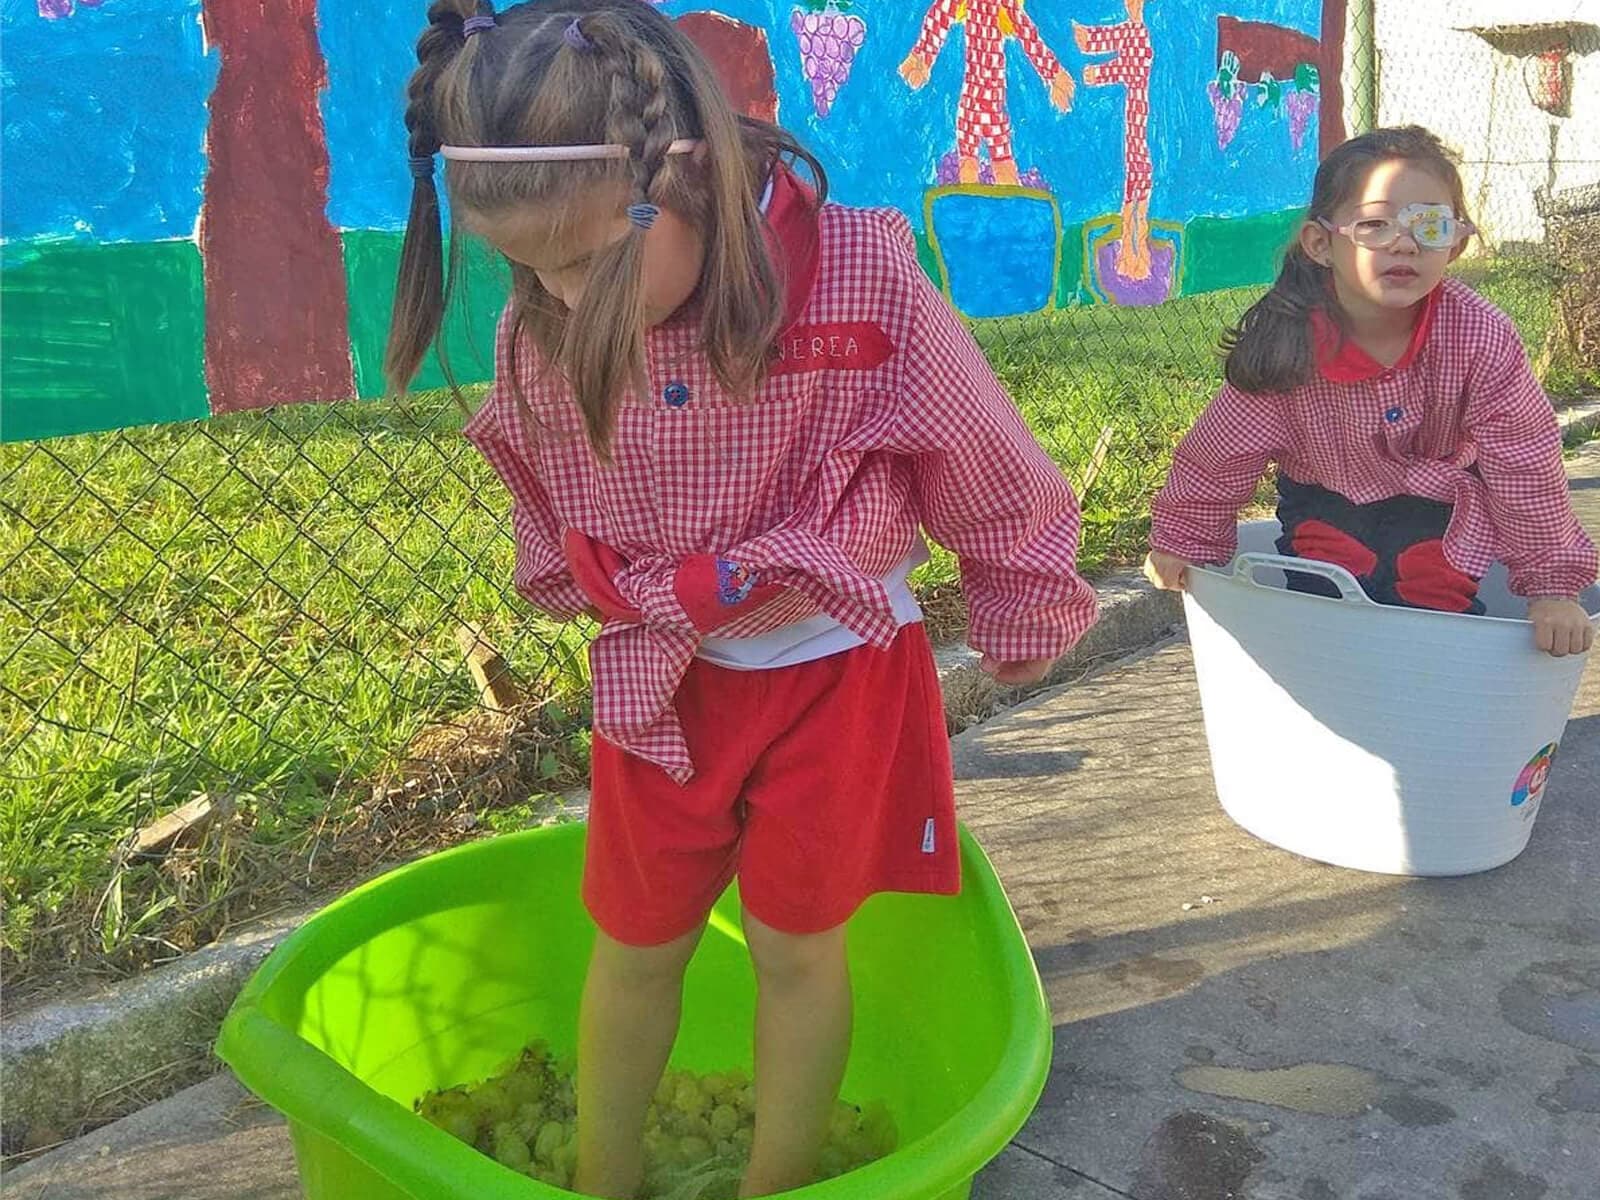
[1320, 203, 1475, 251]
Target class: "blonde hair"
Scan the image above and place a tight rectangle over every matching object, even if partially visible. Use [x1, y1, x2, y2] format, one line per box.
[384, 0, 826, 458]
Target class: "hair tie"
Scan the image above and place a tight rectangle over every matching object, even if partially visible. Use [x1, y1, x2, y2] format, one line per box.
[563, 18, 596, 53]
[463, 13, 496, 36]
[626, 203, 661, 231]
[408, 154, 435, 180]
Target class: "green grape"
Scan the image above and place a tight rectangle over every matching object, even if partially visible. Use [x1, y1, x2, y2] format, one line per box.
[491, 1124, 532, 1171]
[673, 1078, 710, 1119]
[675, 1134, 712, 1165]
[654, 1071, 680, 1108]
[534, 1119, 566, 1163]
[416, 1039, 896, 1196]
[818, 1144, 849, 1179]
[513, 1102, 545, 1142]
[860, 1099, 897, 1156]
[556, 1137, 580, 1176]
[473, 1080, 517, 1126]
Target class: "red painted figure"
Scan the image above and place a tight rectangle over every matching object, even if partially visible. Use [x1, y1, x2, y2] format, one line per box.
[901, 0, 1076, 185]
[1077, 0, 1155, 278]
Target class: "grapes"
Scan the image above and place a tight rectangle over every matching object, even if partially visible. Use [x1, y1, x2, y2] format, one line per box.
[1285, 89, 1318, 151]
[790, 4, 867, 118]
[415, 1040, 896, 1196]
[1207, 80, 1244, 150]
[492, 1123, 532, 1171]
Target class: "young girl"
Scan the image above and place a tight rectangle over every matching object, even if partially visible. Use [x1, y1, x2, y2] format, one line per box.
[1146, 126, 1595, 657]
[385, 2, 1099, 1196]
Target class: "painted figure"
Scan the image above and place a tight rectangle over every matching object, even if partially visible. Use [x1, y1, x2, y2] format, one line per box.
[1077, 0, 1154, 278]
[900, 0, 1075, 185]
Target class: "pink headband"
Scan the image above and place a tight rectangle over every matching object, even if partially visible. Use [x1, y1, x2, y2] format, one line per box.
[438, 138, 701, 163]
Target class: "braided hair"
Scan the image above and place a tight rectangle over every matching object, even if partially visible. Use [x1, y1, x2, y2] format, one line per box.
[384, 0, 827, 459]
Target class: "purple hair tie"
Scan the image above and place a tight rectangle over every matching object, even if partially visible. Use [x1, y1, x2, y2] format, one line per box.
[563, 18, 596, 52]
[408, 154, 435, 179]
[627, 203, 661, 231]
[463, 13, 496, 36]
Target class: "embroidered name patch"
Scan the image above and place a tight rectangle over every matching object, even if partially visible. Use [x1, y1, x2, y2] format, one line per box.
[770, 322, 894, 377]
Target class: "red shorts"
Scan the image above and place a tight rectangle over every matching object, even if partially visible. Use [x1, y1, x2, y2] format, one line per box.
[583, 624, 960, 946]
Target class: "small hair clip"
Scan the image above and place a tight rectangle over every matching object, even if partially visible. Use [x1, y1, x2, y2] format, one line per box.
[626, 203, 661, 231]
[408, 154, 435, 180]
[563, 18, 596, 53]
[463, 13, 496, 36]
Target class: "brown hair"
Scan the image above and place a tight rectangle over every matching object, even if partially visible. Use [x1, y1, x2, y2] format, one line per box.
[1222, 125, 1471, 394]
[384, 0, 827, 457]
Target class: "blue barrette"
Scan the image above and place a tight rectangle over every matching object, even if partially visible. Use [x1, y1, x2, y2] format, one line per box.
[627, 203, 661, 231]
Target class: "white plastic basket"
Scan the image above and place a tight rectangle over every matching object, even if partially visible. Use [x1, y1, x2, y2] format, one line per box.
[1183, 521, 1600, 876]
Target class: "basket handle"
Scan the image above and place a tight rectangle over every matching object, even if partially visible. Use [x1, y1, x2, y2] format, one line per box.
[1232, 552, 1375, 605]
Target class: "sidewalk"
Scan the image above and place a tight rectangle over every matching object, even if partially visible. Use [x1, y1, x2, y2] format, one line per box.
[7, 444, 1598, 1200]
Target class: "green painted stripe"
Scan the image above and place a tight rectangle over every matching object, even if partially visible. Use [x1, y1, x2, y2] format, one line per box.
[343, 230, 508, 399]
[1, 240, 209, 443]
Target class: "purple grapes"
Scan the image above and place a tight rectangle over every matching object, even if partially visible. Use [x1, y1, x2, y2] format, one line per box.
[1207, 80, 1244, 151]
[1286, 89, 1318, 151]
[791, 5, 866, 118]
[934, 151, 1048, 191]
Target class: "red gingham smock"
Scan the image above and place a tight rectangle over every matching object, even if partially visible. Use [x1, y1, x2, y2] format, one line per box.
[464, 170, 1099, 782]
[1077, 17, 1155, 206]
[1151, 278, 1598, 598]
[911, 0, 1066, 163]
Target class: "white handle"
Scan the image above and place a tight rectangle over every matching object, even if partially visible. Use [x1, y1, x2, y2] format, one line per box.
[1232, 552, 1375, 605]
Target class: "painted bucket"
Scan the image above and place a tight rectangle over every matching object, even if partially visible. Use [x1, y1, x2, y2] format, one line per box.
[925, 186, 1061, 318]
[216, 821, 1050, 1199]
[1183, 521, 1599, 876]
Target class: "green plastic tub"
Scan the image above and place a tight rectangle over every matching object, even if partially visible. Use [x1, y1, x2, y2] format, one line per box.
[217, 821, 1049, 1199]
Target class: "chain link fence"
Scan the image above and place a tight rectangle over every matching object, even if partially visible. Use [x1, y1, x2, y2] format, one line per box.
[4, 0, 1597, 992]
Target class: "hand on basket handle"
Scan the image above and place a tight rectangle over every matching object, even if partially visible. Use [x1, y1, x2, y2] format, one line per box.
[1527, 596, 1594, 658]
[1143, 550, 1191, 592]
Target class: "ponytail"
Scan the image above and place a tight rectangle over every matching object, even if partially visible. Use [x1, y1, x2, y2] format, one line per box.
[1221, 244, 1335, 393]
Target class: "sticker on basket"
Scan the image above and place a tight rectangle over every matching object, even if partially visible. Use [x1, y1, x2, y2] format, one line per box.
[1510, 742, 1557, 814]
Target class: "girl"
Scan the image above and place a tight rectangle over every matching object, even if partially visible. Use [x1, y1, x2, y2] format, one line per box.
[1146, 126, 1595, 657]
[385, 2, 1099, 1196]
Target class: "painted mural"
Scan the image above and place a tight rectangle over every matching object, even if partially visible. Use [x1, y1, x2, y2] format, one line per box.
[0, 0, 1344, 442]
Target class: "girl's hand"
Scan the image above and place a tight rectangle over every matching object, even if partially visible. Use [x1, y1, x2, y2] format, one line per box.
[899, 53, 931, 90]
[1527, 597, 1594, 657]
[1143, 550, 1191, 592]
[979, 656, 1056, 686]
[1050, 69, 1076, 112]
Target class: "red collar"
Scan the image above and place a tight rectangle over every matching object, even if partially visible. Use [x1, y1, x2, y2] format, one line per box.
[1311, 285, 1439, 383]
[762, 164, 821, 331]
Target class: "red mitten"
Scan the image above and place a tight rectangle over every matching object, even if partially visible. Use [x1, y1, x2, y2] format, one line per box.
[672, 554, 786, 633]
[562, 530, 642, 624]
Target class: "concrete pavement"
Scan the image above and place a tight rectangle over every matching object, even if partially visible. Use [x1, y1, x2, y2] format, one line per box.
[7, 443, 1597, 1200]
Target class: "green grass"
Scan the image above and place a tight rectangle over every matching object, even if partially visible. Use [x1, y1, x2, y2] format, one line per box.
[2, 256, 1575, 984]
[1, 393, 593, 975]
